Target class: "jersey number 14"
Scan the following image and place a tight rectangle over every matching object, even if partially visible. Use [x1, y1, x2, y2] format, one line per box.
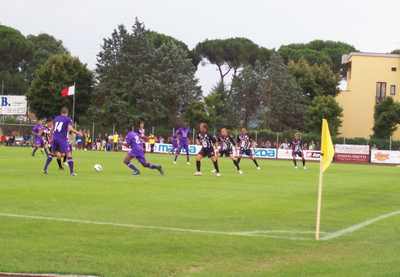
[54, 122, 64, 133]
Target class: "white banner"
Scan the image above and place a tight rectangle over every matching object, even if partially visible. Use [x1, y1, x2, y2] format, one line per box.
[0, 95, 27, 115]
[371, 150, 400, 164]
[335, 144, 370, 154]
[278, 149, 321, 161]
[123, 143, 277, 159]
[334, 144, 370, 163]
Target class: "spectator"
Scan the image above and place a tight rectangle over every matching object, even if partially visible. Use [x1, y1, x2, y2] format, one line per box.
[96, 135, 102, 151]
[0, 135, 6, 144]
[309, 140, 316, 150]
[6, 135, 15, 146]
[148, 134, 156, 153]
[113, 132, 119, 151]
[101, 135, 107, 151]
[76, 132, 84, 150]
[86, 132, 92, 150]
[107, 134, 113, 151]
[280, 140, 290, 150]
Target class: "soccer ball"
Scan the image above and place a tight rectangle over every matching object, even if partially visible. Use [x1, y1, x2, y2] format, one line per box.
[94, 164, 103, 172]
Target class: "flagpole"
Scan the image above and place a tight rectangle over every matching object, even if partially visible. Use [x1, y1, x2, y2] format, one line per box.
[315, 161, 324, 241]
[72, 82, 76, 122]
[315, 119, 335, 241]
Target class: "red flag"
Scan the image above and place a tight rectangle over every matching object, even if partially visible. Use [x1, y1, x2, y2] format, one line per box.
[61, 85, 75, 97]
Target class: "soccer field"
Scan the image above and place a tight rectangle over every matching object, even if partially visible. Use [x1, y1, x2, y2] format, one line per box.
[0, 147, 399, 277]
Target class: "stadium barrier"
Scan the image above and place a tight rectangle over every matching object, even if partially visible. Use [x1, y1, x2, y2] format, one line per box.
[370, 150, 400, 164]
[123, 143, 278, 159]
[334, 144, 370, 164]
[122, 143, 400, 165]
[277, 149, 321, 161]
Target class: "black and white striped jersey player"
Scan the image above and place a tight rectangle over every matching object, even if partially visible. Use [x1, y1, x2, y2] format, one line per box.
[236, 128, 261, 170]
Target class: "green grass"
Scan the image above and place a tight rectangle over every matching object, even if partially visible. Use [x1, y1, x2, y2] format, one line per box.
[0, 146, 399, 277]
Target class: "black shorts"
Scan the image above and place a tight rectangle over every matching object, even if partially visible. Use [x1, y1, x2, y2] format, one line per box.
[219, 149, 233, 157]
[199, 147, 215, 158]
[240, 149, 253, 156]
[293, 151, 304, 158]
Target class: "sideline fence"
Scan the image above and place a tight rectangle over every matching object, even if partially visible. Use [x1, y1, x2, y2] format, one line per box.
[1, 122, 399, 151]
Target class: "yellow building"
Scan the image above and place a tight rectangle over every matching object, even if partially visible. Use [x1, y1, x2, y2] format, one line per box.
[337, 52, 400, 139]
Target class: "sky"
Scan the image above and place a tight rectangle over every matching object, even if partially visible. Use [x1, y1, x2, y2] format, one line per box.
[2, 0, 400, 93]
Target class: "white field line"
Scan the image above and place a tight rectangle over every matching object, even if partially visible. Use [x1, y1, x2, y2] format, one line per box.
[0, 273, 98, 277]
[321, 210, 400, 241]
[0, 212, 312, 241]
[241, 230, 326, 234]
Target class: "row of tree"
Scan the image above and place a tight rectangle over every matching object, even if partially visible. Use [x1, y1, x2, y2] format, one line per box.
[0, 25, 68, 93]
[1, 19, 397, 138]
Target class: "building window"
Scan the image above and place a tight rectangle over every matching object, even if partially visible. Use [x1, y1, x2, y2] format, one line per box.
[376, 82, 387, 103]
[390, 85, 396, 96]
[391, 67, 397, 72]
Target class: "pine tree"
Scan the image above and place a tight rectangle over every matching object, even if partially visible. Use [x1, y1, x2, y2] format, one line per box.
[93, 18, 200, 130]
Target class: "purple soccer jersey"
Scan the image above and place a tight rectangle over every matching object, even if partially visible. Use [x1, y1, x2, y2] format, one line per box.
[32, 124, 43, 135]
[176, 127, 190, 154]
[176, 127, 190, 145]
[126, 131, 147, 165]
[171, 135, 178, 147]
[53, 115, 72, 140]
[32, 124, 44, 147]
[52, 115, 72, 153]
[32, 124, 44, 146]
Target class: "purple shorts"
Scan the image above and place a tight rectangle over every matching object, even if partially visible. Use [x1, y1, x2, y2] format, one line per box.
[128, 150, 147, 166]
[177, 143, 189, 154]
[52, 138, 69, 153]
[67, 143, 73, 153]
[34, 136, 44, 147]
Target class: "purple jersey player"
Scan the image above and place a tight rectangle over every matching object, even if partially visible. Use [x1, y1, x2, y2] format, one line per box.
[43, 107, 81, 176]
[173, 126, 190, 164]
[170, 135, 178, 154]
[31, 122, 45, 156]
[123, 122, 164, 176]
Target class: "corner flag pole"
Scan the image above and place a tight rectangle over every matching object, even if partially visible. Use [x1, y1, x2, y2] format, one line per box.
[72, 82, 76, 122]
[315, 119, 335, 241]
[315, 161, 324, 240]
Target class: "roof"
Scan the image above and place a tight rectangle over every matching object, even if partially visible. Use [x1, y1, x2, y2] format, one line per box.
[342, 52, 400, 64]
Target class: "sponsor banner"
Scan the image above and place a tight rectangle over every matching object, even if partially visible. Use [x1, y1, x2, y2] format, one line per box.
[0, 95, 27, 115]
[123, 143, 200, 154]
[123, 143, 277, 159]
[155, 143, 200, 155]
[335, 144, 369, 154]
[371, 150, 400, 164]
[251, 148, 277, 159]
[335, 153, 370, 163]
[334, 144, 370, 163]
[277, 149, 321, 161]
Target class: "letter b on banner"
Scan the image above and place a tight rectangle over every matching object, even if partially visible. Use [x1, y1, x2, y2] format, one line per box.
[1, 97, 9, 107]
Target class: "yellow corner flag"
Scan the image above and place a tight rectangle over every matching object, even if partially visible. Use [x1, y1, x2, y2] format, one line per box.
[315, 119, 335, 240]
[321, 119, 335, 172]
